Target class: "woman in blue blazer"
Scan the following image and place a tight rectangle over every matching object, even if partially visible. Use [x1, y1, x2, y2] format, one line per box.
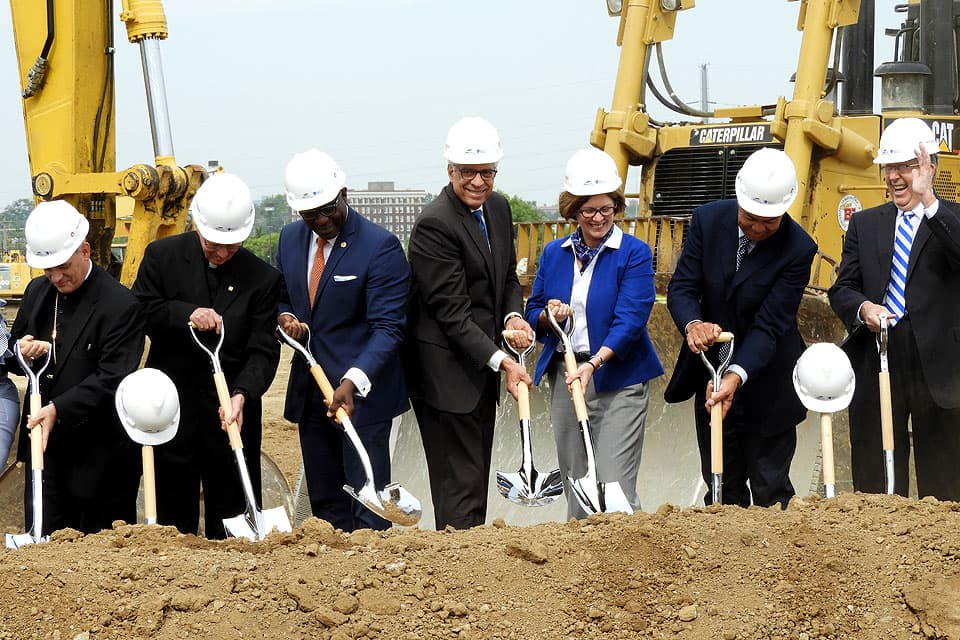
[524, 149, 663, 518]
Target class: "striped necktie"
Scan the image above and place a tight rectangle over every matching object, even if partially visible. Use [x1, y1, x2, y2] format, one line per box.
[882, 210, 917, 327]
[736, 235, 752, 271]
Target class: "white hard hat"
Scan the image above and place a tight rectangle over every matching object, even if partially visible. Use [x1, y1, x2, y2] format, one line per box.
[792, 343, 855, 414]
[284, 149, 347, 212]
[25, 200, 90, 269]
[735, 148, 798, 218]
[874, 117, 940, 165]
[443, 117, 504, 165]
[562, 148, 623, 196]
[115, 368, 180, 446]
[190, 173, 255, 244]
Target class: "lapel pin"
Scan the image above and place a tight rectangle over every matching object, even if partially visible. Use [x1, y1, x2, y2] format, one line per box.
[228, 285, 234, 292]
[340, 241, 347, 248]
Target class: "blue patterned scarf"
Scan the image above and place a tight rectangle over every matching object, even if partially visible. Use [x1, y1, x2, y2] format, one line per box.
[570, 227, 614, 273]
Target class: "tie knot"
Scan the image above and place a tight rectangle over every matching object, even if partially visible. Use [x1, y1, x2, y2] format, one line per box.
[317, 236, 326, 248]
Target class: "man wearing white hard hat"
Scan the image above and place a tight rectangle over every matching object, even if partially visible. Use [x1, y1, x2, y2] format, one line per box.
[524, 149, 664, 518]
[830, 117, 960, 501]
[665, 147, 817, 509]
[406, 116, 534, 529]
[9, 200, 145, 535]
[277, 150, 409, 532]
[132, 173, 281, 538]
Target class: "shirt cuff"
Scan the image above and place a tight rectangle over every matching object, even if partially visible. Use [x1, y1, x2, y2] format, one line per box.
[487, 350, 508, 372]
[728, 364, 748, 387]
[684, 319, 702, 334]
[855, 301, 869, 325]
[503, 312, 523, 328]
[343, 367, 371, 397]
[923, 199, 940, 218]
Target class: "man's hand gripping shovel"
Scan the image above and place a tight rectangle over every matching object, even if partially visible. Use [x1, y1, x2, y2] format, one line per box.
[546, 307, 632, 515]
[495, 331, 563, 507]
[6, 341, 52, 549]
[700, 332, 734, 505]
[877, 313, 895, 494]
[190, 321, 292, 540]
[277, 324, 421, 526]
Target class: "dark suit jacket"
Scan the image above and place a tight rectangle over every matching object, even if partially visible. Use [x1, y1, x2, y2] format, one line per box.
[10, 266, 144, 498]
[665, 199, 816, 431]
[276, 209, 409, 425]
[405, 184, 523, 413]
[828, 200, 960, 408]
[132, 232, 280, 450]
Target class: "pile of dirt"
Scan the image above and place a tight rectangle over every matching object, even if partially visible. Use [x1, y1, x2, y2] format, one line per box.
[0, 494, 958, 639]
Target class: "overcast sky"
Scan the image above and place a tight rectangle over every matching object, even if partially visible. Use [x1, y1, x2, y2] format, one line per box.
[0, 1, 905, 207]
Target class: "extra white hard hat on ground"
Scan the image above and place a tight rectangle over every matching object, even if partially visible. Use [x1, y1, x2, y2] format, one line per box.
[191, 172, 256, 244]
[285, 149, 346, 212]
[116, 368, 180, 446]
[443, 116, 504, 165]
[793, 342, 856, 414]
[735, 148, 799, 218]
[874, 117, 940, 165]
[25, 200, 90, 269]
[563, 148, 623, 196]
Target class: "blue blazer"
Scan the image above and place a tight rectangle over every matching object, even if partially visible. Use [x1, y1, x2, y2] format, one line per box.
[665, 199, 817, 430]
[524, 229, 663, 393]
[277, 208, 410, 426]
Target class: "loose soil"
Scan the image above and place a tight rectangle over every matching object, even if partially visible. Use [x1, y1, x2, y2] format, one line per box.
[2, 352, 960, 639]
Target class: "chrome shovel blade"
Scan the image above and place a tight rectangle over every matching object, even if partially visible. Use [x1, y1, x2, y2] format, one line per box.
[569, 476, 633, 515]
[223, 506, 292, 541]
[343, 481, 422, 527]
[5, 532, 49, 549]
[496, 468, 564, 507]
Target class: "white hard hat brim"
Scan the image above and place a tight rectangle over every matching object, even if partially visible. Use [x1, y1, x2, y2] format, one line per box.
[792, 367, 854, 413]
[194, 219, 254, 245]
[286, 189, 339, 213]
[873, 141, 941, 164]
[26, 244, 83, 269]
[736, 192, 796, 218]
[121, 419, 179, 446]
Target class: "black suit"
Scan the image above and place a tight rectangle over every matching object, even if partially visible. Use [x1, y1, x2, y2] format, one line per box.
[829, 200, 960, 500]
[10, 266, 144, 535]
[666, 200, 816, 507]
[132, 232, 280, 537]
[406, 184, 522, 529]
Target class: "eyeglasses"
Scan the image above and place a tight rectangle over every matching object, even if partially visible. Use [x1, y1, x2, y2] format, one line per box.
[883, 161, 920, 176]
[578, 204, 617, 219]
[299, 195, 341, 220]
[454, 166, 498, 181]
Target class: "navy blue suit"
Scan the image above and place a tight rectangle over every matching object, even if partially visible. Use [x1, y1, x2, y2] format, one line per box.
[665, 200, 816, 507]
[277, 208, 409, 531]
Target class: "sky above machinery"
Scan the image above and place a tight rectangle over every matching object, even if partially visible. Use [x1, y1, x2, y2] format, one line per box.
[0, 1, 905, 207]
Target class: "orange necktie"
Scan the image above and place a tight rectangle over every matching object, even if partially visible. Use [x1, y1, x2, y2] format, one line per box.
[308, 236, 326, 308]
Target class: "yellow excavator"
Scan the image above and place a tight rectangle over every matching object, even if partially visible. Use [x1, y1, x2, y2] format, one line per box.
[515, 0, 960, 493]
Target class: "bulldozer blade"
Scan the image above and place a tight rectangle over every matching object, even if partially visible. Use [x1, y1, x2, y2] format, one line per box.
[343, 481, 422, 527]
[569, 475, 633, 516]
[496, 467, 563, 507]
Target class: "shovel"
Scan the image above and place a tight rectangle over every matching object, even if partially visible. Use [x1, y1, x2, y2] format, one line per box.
[277, 324, 421, 526]
[819, 412, 837, 499]
[495, 330, 563, 507]
[877, 313, 895, 494]
[546, 307, 632, 515]
[700, 331, 734, 505]
[6, 341, 52, 549]
[189, 321, 292, 540]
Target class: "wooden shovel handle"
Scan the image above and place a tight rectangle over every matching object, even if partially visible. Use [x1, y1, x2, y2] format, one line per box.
[142, 445, 157, 523]
[213, 371, 243, 450]
[820, 413, 835, 489]
[560, 349, 589, 422]
[878, 370, 894, 451]
[29, 392, 43, 471]
[715, 332, 734, 343]
[309, 364, 350, 425]
[710, 402, 723, 474]
[517, 382, 530, 421]
[502, 329, 525, 340]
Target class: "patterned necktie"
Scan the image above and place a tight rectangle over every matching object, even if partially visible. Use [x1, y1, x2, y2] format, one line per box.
[736, 234, 752, 271]
[308, 236, 326, 309]
[472, 209, 489, 247]
[883, 210, 917, 327]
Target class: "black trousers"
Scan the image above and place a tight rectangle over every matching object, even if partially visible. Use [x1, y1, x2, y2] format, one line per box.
[694, 392, 797, 509]
[413, 379, 496, 530]
[299, 385, 391, 532]
[848, 316, 960, 501]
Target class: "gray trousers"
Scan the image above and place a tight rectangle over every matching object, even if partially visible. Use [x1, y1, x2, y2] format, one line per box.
[547, 360, 649, 519]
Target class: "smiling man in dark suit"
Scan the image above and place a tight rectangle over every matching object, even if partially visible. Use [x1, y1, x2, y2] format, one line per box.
[405, 116, 533, 529]
[12, 200, 145, 535]
[829, 117, 960, 501]
[277, 149, 409, 532]
[132, 173, 280, 538]
[665, 148, 817, 509]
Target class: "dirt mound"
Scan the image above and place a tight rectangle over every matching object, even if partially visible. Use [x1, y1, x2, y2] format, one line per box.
[0, 493, 957, 639]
